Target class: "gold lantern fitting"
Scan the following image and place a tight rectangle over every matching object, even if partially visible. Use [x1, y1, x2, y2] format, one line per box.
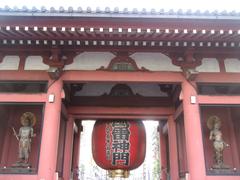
[108, 169, 130, 178]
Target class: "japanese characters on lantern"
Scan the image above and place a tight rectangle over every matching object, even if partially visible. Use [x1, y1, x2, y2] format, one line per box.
[92, 120, 146, 178]
[111, 122, 130, 166]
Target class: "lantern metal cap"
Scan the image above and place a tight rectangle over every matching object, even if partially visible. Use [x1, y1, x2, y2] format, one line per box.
[108, 169, 130, 178]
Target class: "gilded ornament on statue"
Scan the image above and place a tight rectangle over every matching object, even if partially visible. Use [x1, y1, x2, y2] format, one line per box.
[207, 115, 230, 169]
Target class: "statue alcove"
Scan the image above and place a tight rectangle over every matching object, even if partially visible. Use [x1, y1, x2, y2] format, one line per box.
[200, 106, 240, 175]
[0, 104, 43, 174]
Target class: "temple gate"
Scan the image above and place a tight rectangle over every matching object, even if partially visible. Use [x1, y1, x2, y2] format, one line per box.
[0, 6, 239, 180]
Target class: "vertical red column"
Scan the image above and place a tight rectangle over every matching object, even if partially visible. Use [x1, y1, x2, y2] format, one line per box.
[63, 116, 75, 180]
[38, 79, 63, 180]
[226, 109, 240, 168]
[72, 121, 82, 180]
[168, 116, 179, 180]
[1, 109, 15, 166]
[182, 80, 206, 180]
[159, 123, 167, 180]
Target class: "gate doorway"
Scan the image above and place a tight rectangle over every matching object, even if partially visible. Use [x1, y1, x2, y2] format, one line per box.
[59, 81, 184, 180]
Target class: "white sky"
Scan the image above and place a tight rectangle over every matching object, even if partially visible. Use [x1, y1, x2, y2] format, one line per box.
[0, 0, 240, 11]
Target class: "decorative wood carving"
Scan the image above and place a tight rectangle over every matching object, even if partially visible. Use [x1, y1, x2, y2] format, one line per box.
[170, 49, 202, 69]
[43, 47, 75, 68]
[97, 52, 148, 71]
[159, 84, 173, 96]
[70, 83, 85, 96]
[170, 49, 202, 80]
[42, 47, 77, 79]
[106, 84, 136, 97]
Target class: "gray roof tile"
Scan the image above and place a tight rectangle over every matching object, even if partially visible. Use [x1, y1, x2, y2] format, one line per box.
[0, 6, 240, 19]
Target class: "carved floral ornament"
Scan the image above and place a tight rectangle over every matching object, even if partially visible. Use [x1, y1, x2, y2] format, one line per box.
[42, 48, 76, 68]
[42, 48, 77, 79]
[169, 50, 203, 80]
[98, 52, 148, 72]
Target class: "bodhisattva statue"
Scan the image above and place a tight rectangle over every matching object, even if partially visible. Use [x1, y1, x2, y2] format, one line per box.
[12, 112, 36, 167]
[207, 115, 230, 169]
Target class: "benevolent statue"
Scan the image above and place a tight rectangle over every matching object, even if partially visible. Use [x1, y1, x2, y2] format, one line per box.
[12, 112, 36, 167]
[207, 115, 230, 169]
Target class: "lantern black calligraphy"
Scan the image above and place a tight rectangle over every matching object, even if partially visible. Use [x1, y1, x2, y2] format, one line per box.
[110, 121, 130, 166]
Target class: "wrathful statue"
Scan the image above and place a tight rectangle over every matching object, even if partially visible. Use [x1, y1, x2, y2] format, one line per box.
[207, 115, 230, 169]
[12, 112, 36, 167]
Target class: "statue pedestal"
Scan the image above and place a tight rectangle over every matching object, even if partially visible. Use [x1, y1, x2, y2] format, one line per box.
[212, 164, 230, 170]
[0, 167, 35, 174]
[11, 162, 31, 168]
[209, 168, 236, 175]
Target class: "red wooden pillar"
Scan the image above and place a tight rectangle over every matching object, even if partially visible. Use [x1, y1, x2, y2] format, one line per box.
[72, 121, 82, 180]
[159, 123, 167, 180]
[38, 79, 63, 180]
[182, 80, 206, 180]
[227, 108, 240, 168]
[168, 115, 179, 180]
[63, 116, 75, 180]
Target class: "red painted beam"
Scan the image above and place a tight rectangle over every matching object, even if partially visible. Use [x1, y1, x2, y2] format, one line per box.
[73, 115, 167, 120]
[0, 93, 47, 102]
[198, 95, 240, 104]
[196, 73, 240, 83]
[0, 175, 38, 180]
[62, 71, 184, 83]
[0, 71, 49, 81]
[1, 70, 240, 85]
[68, 106, 174, 120]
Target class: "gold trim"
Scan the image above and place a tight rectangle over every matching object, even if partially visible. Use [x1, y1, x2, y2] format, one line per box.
[108, 169, 130, 178]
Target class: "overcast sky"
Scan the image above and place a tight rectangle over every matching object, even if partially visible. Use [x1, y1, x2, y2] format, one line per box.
[0, 0, 239, 11]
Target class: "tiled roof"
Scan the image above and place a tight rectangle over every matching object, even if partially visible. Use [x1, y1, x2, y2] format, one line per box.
[0, 6, 240, 19]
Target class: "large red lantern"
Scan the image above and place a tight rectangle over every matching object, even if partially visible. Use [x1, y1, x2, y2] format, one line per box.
[92, 120, 146, 178]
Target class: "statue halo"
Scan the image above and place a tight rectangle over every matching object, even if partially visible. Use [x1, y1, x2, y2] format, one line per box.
[20, 112, 37, 126]
[207, 115, 221, 130]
